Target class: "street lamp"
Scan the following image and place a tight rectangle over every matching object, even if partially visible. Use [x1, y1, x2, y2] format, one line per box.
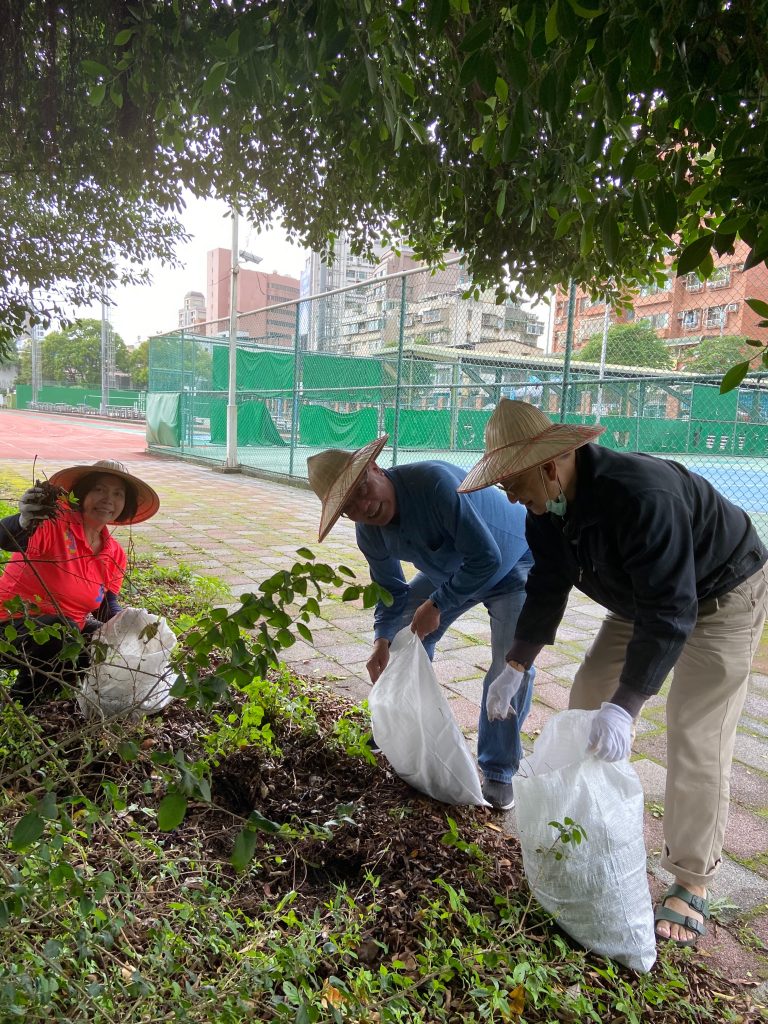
[224, 212, 263, 470]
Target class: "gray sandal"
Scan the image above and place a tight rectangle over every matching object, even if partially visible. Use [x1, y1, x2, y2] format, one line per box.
[654, 883, 709, 947]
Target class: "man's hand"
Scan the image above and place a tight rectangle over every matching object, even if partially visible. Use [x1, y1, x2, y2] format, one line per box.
[486, 664, 525, 721]
[410, 598, 440, 640]
[367, 638, 391, 683]
[18, 486, 53, 530]
[587, 702, 633, 761]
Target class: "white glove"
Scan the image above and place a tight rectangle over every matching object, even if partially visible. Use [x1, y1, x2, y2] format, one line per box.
[18, 486, 52, 530]
[485, 664, 525, 721]
[588, 702, 633, 761]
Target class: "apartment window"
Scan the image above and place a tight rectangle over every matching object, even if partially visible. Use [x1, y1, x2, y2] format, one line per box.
[525, 322, 545, 335]
[481, 313, 503, 329]
[681, 309, 701, 329]
[705, 306, 726, 328]
[421, 308, 442, 323]
[579, 295, 603, 312]
[707, 266, 732, 289]
[684, 273, 704, 292]
[640, 312, 670, 330]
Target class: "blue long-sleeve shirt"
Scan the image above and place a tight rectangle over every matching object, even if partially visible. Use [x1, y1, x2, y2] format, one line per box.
[355, 461, 531, 642]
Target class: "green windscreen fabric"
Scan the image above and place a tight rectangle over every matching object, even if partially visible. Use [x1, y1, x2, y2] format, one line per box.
[384, 408, 451, 449]
[211, 347, 294, 395]
[209, 400, 285, 445]
[303, 353, 384, 403]
[456, 410, 491, 450]
[146, 393, 181, 447]
[690, 383, 738, 422]
[299, 405, 379, 448]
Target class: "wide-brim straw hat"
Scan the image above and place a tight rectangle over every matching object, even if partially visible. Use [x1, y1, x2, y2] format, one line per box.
[458, 399, 605, 493]
[307, 435, 389, 541]
[49, 459, 160, 524]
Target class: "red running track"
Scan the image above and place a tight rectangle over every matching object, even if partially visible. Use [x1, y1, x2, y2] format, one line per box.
[0, 410, 148, 466]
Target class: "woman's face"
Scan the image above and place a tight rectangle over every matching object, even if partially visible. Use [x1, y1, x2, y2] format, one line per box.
[80, 474, 126, 526]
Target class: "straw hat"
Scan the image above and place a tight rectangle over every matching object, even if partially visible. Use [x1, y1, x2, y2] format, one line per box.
[458, 400, 604, 493]
[307, 435, 389, 541]
[49, 459, 160, 524]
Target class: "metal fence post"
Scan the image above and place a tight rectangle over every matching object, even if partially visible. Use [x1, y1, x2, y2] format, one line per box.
[559, 279, 577, 422]
[392, 273, 407, 466]
[288, 300, 303, 477]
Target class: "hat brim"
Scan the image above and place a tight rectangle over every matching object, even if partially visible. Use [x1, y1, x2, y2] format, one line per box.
[458, 424, 605, 493]
[318, 434, 389, 541]
[49, 464, 160, 524]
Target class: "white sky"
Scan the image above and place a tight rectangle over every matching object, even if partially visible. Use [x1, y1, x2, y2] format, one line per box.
[78, 192, 310, 347]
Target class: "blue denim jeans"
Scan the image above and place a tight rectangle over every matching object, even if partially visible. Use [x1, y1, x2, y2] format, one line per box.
[394, 566, 534, 784]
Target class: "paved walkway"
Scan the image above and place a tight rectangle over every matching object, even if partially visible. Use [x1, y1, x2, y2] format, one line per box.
[1, 409, 767, 986]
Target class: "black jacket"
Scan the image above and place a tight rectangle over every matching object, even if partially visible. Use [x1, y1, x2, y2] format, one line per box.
[508, 444, 767, 697]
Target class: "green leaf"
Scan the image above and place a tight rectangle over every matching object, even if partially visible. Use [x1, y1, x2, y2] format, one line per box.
[157, 793, 188, 831]
[545, 1, 560, 44]
[395, 72, 416, 98]
[746, 298, 768, 318]
[231, 827, 258, 871]
[81, 60, 110, 78]
[496, 183, 507, 217]
[654, 180, 677, 236]
[602, 213, 619, 264]
[632, 187, 650, 233]
[114, 28, 135, 46]
[676, 232, 714, 275]
[693, 98, 717, 137]
[459, 17, 494, 52]
[494, 76, 509, 103]
[38, 792, 58, 821]
[426, 0, 450, 33]
[566, 0, 604, 16]
[88, 83, 107, 107]
[719, 361, 750, 394]
[11, 812, 44, 850]
[247, 809, 281, 834]
[296, 622, 313, 643]
[580, 218, 594, 258]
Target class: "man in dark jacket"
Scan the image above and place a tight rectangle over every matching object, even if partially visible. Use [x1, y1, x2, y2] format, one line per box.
[460, 399, 768, 947]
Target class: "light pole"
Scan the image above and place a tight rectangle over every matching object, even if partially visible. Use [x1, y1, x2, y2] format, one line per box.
[595, 302, 611, 423]
[224, 207, 262, 470]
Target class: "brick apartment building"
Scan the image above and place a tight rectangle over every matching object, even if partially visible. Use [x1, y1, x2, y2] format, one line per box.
[206, 248, 300, 346]
[552, 239, 767, 365]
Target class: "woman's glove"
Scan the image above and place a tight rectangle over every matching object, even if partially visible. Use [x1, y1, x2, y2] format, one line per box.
[486, 664, 525, 721]
[587, 702, 633, 761]
[18, 486, 53, 530]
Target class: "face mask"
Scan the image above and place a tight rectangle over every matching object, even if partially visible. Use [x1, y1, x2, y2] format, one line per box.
[539, 466, 567, 517]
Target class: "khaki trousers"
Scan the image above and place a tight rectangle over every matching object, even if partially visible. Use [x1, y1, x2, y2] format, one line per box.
[569, 566, 768, 888]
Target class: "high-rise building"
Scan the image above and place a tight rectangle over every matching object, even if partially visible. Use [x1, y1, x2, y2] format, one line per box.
[206, 249, 300, 346]
[299, 231, 384, 350]
[178, 290, 207, 330]
[552, 240, 765, 365]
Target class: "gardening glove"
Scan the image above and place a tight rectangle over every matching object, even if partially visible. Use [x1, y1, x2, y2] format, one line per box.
[587, 702, 633, 761]
[18, 486, 52, 530]
[485, 664, 525, 721]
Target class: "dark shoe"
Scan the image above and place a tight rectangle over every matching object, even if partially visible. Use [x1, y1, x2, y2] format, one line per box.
[654, 883, 709, 947]
[481, 779, 515, 811]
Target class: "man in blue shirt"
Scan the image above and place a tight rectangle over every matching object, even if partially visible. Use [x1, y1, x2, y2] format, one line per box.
[307, 434, 535, 810]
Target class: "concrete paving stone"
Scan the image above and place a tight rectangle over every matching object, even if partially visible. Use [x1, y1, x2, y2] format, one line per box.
[445, 695, 480, 732]
[316, 642, 373, 664]
[734, 733, 768, 773]
[547, 661, 581, 684]
[632, 757, 668, 805]
[533, 680, 572, 712]
[445, 678, 485, 705]
[729, 763, 768, 813]
[633, 731, 668, 764]
[432, 657, 480, 684]
[532, 648, 573, 670]
[722, 806, 768, 867]
[744, 691, 768, 720]
[741, 717, 768, 739]
[520, 702, 552, 737]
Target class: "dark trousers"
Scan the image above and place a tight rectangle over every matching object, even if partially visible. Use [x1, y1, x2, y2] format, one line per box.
[1, 615, 95, 707]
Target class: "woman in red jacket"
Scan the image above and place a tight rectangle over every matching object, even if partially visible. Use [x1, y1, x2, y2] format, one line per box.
[0, 459, 159, 706]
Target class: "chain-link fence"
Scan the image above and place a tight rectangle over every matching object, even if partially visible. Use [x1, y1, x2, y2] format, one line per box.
[147, 256, 768, 539]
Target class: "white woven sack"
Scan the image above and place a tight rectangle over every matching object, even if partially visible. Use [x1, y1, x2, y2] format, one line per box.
[368, 627, 487, 806]
[79, 607, 177, 720]
[515, 709, 656, 972]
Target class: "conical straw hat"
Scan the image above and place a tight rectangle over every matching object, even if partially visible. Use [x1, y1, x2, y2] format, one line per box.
[49, 459, 160, 524]
[458, 400, 604, 493]
[306, 435, 389, 541]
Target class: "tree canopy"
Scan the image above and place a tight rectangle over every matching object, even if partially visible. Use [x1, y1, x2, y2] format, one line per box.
[574, 322, 673, 369]
[2, 0, 767, 361]
[679, 334, 758, 375]
[16, 319, 129, 388]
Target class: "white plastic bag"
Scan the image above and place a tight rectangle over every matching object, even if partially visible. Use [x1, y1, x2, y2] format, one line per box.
[515, 709, 656, 972]
[368, 627, 487, 806]
[79, 607, 177, 720]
